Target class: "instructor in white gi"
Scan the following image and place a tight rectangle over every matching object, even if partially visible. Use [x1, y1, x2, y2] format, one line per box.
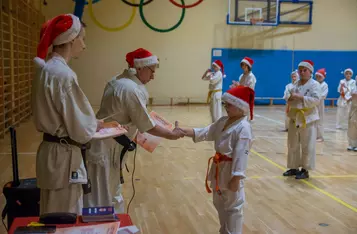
[32, 14, 102, 214]
[84, 48, 185, 212]
[283, 60, 320, 179]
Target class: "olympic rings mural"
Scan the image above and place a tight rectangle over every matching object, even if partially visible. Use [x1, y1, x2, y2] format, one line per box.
[72, 0, 204, 33]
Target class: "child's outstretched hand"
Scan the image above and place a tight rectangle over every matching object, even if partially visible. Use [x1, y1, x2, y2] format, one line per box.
[171, 121, 185, 139]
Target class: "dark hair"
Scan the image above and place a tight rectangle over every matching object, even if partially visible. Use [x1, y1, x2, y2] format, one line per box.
[241, 62, 251, 72]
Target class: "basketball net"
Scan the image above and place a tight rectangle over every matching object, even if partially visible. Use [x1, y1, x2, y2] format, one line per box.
[250, 18, 264, 25]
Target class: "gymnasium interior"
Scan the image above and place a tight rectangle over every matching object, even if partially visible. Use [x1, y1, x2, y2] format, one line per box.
[0, 0, 357, 233]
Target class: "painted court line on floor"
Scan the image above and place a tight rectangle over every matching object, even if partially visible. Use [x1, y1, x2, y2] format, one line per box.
[250, 149, 357, 213]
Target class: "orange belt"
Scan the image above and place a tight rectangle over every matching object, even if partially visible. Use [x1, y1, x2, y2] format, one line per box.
[205, 152, 232, 195]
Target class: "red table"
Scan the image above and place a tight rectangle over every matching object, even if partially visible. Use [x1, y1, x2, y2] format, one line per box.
[8, 214, 133, 233]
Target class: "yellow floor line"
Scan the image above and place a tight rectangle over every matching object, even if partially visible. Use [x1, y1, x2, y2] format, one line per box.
[250, 149, 357, 213]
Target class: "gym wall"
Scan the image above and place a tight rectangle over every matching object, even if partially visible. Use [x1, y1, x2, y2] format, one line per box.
[40, 0, 357, 106]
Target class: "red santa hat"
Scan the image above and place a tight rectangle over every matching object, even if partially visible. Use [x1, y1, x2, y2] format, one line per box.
[298, 60, 314, 73]
[125, 48, 159, 75]
[36, 14, 82, 60]
[126, 48, 159, 68]
[343, 68, 353, 75]
[222, 85, 255, 120]
[241, 57, 254, 68]
[212, 60, 226, 78]
[315, 68, 326, 78]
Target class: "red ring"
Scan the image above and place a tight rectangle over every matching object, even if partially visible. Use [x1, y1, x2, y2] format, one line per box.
[169, 0, 203, 8]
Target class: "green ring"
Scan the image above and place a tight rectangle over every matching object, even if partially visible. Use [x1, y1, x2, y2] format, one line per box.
[139, 0, 185, 33]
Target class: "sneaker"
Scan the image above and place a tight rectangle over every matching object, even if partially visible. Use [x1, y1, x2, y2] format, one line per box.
[316, 138, 324, 142]
[283, 169, 298, 176]
[347, 146, 354, 151]
[295, 168, 309, 179]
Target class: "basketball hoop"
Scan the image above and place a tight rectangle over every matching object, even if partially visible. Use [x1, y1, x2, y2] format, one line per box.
[250, 18, 264, 25]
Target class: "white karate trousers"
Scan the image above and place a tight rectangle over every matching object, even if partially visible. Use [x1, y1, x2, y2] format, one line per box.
[213, 187, 245, 234]
[285, 116, 290, 130]
[40, 184, 83, 215]
[285, 105, 290, 130]
[348, 107, 357, 147]
[287, 120, 317, 170]
[83, 161, 112, 208]
[336, 103, 351, 128]
[210, 92, 222, 123]
[316, 100, 325, 139]
[109, 143, 130, 213]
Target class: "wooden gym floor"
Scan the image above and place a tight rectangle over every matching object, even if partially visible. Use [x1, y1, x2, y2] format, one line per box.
[0, 105, 356, 233]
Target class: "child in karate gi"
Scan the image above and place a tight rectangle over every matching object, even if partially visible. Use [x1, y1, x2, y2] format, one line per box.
[336, 69, 355, 129]
[283, 60, 320, 180]
[283, 70, 299, 131]
[315, 68, 328, 142]
[202, 60, 225, 122]
[347, 90, 357, 151]
[179, 85, 255, 234]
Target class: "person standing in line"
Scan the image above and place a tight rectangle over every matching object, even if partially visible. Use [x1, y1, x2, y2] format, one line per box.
[283, 60, 320, 180]
[32, 14, 103, 214]
[202, 60, 225, 122]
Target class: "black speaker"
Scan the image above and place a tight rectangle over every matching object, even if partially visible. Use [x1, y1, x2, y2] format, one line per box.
[2, 127, 40, 229]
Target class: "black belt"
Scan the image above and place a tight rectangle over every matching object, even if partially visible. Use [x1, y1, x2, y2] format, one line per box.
[42, 133, 92, 194]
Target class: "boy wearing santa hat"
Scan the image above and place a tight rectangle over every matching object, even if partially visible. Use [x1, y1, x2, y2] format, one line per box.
[179, 85, 255, 234]
[83, 48, 185, 212]
[336, 68, 356, 129]
[202, 60, 225, 122]
[31, 14, 103, 214]
[315, 68, 328, 142]
[283, 60, 321, 179]
[283, 70, 299, 131]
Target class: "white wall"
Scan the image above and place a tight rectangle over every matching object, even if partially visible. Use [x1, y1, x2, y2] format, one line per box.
[41, 0, 357, 106]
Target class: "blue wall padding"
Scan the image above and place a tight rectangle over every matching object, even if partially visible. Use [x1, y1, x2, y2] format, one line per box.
[211, 48, 357, 106]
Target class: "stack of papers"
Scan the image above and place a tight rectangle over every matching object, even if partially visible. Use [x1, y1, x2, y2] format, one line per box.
[93, 121, 127, 140]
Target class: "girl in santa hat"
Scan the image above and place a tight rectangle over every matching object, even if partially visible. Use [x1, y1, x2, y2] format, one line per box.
[230, 57, 257, 122]
[315, 68, 329, 142]
[230, 57, 257, 91]
[32, 14, 103, 215]
[178, 85, 255, 234]
[283, 70, 299, 131]
[336, 68, 356, 130]
[202, 60, 225, 122]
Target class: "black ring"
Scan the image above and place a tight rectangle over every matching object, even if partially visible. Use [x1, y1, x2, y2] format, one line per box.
[121, 0, 154, 7]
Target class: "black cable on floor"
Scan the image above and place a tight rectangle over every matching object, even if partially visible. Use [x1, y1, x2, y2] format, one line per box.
[126, 147, 137, 214]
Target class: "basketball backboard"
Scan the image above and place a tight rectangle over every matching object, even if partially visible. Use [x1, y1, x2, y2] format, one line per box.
[227, 0, 313, 26]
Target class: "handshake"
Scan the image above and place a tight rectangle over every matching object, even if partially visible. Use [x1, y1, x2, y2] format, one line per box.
[168, 121, 190, 140]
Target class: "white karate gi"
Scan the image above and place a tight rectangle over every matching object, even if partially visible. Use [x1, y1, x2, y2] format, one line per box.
[286, 78, 320, 170]
[32, 55, 97, 214]
[283, 82, 295, 130]
[193, 116, 253, 234]
[337, 79, 356, 129]
[238, 72, 256, 121]
[83, 69, 156, 213]
[347, 92, 357, 148]
[238, 72, 257, 90]
[316, 81, 328, 139]
[203, 70, 223, 122]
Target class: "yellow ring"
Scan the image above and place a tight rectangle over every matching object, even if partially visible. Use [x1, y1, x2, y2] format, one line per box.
[88, 0, 136, 32]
